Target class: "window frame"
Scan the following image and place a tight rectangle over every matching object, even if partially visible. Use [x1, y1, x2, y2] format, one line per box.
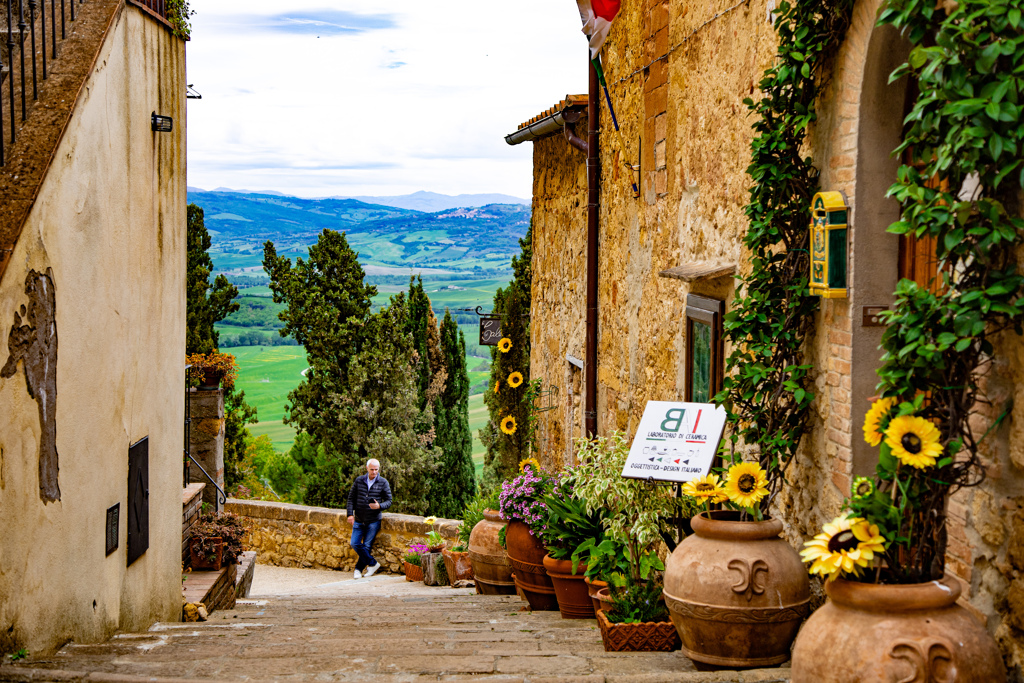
[684, 294, 725, 403]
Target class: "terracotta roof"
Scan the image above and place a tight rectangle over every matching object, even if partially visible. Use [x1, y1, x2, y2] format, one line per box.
[516, 95, 588, 131]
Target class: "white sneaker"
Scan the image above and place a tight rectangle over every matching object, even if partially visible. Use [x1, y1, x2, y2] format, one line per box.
[364, 563, 381, 578]
[353, 569, 362, 580]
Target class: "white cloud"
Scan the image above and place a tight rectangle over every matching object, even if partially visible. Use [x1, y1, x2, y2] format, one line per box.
[186, 1, 589, 198]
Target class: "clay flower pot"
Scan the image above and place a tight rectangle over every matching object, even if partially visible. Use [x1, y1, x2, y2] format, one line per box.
[791, 574, 1006, 682]
[663, 510, 810, 669]
[505, 520, 558, 610]
[595, 609, 681, 652]
[594, 587, 615, 614]
[585, 576, 609, 614]
[442, 547, 474, 583]
[199, 368, 225, 390]
[403, 561, 424, 582]
[190, 536, 224, 571]
[467, 510, 515, 595]
[543, 554, 596, 619]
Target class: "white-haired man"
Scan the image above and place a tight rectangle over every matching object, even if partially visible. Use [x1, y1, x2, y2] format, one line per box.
[346, 459, 392, 579]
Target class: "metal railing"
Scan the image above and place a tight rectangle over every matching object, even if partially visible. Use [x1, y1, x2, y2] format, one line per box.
[0, 0, 85, 165]
[185, 365, 227, 513]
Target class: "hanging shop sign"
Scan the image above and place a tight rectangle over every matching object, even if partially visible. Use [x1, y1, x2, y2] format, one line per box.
[621, 401, 728, 483]
[809, 190, 850, 299]
[479, 316, 502, 346]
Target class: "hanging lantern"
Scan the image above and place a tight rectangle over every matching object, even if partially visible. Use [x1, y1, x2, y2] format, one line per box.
[809, 191, 849, 299]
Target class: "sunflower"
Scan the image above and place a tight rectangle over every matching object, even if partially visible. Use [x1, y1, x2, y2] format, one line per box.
[508, 371, 524, 388]
[863, 397, 897, 447]
[500, 415, 517, 435]
[852, 476, 874, 500]
[498, 337, 512, 353]
[723, 462, 769, 508]
[494, 381, 500, 394]
[801, 515, 886, 582]
[884, 415, 942, 469]
[423, 516, 437, 525]
[681, 474, 728, 503]
[519, 457, 541, 473]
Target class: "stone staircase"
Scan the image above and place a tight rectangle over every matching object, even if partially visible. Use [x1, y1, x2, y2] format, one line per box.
[0, 576, 791, 682]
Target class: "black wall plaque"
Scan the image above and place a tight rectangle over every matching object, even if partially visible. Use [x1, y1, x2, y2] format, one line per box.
[479, 317, 502, 346]
[127, 437, 149, 566]
[105, 503, 119, 556]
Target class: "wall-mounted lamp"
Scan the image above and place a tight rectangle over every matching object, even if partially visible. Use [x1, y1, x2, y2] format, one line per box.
[809, 190, 849, 299]
[151, 112, 173, 133]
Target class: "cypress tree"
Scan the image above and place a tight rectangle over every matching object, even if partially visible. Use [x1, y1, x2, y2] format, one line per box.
[431, 310, 475, 518]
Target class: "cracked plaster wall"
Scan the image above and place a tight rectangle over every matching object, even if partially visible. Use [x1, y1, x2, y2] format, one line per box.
[0, 5, 185, 655]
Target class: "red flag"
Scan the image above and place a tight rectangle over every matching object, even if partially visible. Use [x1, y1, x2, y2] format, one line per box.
[576, 0, 621, 59]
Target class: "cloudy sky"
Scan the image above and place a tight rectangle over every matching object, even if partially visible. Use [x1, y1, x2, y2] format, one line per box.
[185, 1, 588, 199]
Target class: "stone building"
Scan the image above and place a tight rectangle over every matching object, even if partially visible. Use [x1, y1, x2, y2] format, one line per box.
[508, 0, 1024, 675]
[0, 0, 186, 655]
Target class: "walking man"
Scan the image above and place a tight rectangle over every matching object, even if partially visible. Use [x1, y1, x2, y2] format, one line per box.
[346, 458, 392, 579]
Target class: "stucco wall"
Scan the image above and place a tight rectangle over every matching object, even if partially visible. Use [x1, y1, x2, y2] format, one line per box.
[0, 4, 186, 655]
[527, 0, 1024, 674]
[225, 499, 460, 575]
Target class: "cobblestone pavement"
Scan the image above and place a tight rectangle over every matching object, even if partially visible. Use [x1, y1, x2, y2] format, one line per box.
[1, 573, 791, 682]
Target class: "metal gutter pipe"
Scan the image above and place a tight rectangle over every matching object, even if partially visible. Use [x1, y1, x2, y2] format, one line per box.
[505, 110, 576, 146]
[585, 56, 600, 439]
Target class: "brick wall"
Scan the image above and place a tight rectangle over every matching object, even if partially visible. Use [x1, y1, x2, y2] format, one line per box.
[182, 483, 205, 563]
[225, 499, 460, 574]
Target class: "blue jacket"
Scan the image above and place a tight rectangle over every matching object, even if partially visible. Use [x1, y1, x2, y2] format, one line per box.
[346, 474, 393, 523]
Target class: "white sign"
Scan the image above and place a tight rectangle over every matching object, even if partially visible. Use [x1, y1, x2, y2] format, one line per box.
[621, 401, 728, 483]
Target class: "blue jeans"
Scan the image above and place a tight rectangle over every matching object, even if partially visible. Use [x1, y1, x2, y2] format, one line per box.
[350, 520, 381, 571]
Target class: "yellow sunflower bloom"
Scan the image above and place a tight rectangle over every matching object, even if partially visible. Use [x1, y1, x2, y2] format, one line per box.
[494, 381, 500, 394]
[498, 337, 512, 353]
[508, 371, 524, 388]
[724, 462, 769, 508]
[863, 397, 897, 446]
[801, 515, 886, 582]
[852, 476, 874, 500]
[884, 415, 942, 469]
[423, 516, 437, 525]
[681, 474, 728, 503]
[518, 457, 541, 473]
[500, 416, 517, 435]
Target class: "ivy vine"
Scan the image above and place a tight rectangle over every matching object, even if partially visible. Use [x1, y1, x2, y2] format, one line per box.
[718, 0, 855, 510]
[166, 0, 193, 40]
[868, 0, 1024, 582]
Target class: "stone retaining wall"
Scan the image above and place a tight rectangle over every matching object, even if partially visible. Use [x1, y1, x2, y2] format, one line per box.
[225, 499, 461, 574]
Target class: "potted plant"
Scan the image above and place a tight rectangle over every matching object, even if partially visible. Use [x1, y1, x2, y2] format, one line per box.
[665, 461, 810, 669]
[577, 537, 630, 613]
[188, 511, 245, 571]
[186, 351, 238, 390]
[403, 543, 427, 582]
[467, 491, 515, 595]
[791, 397, 1005, 681]
[498, 461, 559, 610]
[538, 476, 605, 619]
[444, 496, 485, 584]
[566, 432, 691, 651]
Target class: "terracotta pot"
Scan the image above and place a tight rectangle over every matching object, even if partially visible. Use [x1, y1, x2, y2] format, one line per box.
[505, 520, 558, 610]
[442, 547, 474, 583]
[596, 609, 681, 652]
[190, 536, 224, 571]
[403, 561, 424, 582]
[467, 510, 515, 595]
[199, 368, 224, 390]
[594, 587, 614, 614]
[543, 554, 596, 619]
[663, 510, 810, 670]
[585, 576, 609, 614]
[791, 574, 1006, 682]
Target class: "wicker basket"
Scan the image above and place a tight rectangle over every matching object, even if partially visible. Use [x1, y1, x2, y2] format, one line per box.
[595, 609, 681, 652]
[404, 560, 424, 582]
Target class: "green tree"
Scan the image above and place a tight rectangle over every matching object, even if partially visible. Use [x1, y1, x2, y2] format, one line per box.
[430, 310, 475, 518]
[186, 204, 239, 355]
[186, 203, 256, 489]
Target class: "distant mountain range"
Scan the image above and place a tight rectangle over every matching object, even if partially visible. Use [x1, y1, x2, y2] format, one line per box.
[187, 188, 529, 212]
[186, 188, 531, 274]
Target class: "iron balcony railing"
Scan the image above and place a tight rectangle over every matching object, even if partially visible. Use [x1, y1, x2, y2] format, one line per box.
[185, 365, 227, 512]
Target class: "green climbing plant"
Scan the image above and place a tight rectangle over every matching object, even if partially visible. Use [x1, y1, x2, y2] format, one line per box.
[718, 0, 855, 511]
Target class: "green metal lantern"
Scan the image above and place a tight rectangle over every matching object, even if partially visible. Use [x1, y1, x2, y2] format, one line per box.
[809, 191, 849, 299]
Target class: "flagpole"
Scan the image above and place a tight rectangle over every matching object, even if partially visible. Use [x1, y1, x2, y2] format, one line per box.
[592, 57, 640, 199]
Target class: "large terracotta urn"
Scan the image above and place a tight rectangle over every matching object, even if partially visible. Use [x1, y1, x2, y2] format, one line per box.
[663, 510, 810, 669]
[505, 520, 558, 610]
[543, 554, 596, 619]
[467, 510, 515, 595]
[791, 574, 1006, 682]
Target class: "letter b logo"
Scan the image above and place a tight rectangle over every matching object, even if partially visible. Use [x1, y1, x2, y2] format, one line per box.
[661, 408, 686, 432]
